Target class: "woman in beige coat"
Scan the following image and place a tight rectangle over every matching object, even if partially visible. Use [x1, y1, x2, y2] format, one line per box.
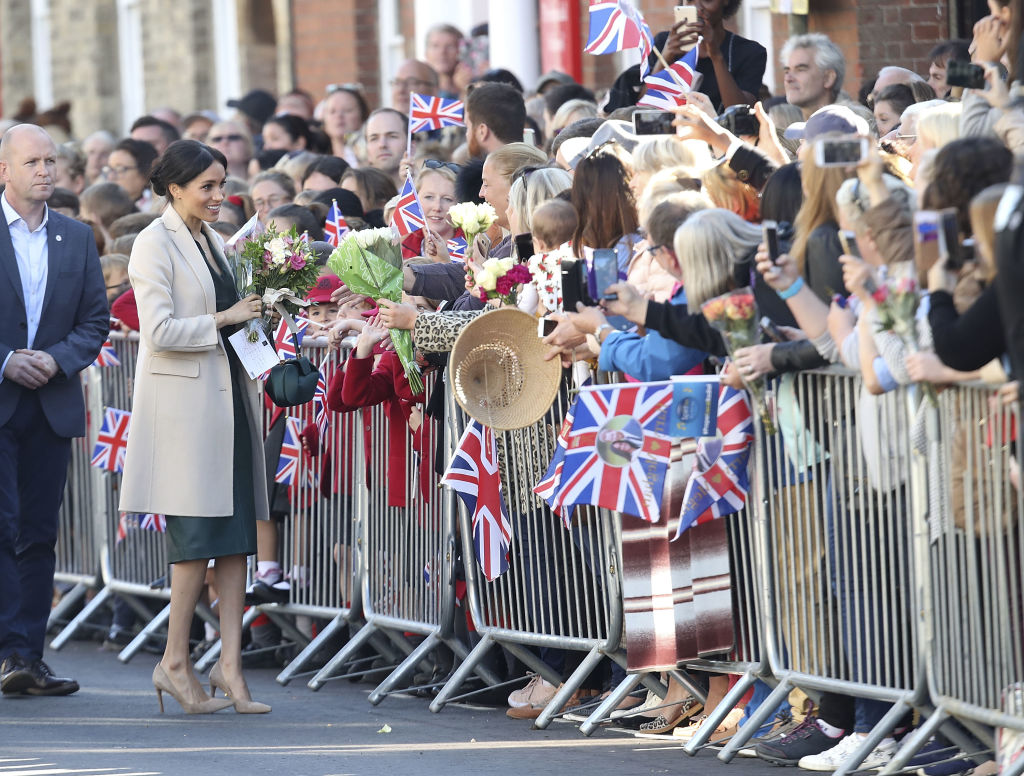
[119, 140, 270, 714]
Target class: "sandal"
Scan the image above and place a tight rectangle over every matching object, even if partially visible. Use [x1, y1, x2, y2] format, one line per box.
[629, 698, 704, 734]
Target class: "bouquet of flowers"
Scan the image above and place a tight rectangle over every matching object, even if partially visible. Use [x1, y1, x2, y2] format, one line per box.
[474, 257, 532, 306]
[447, 202, 497, 260]
[326, 227, 423, 394]
[701, 287, 776, 434]
[232, 224, 320, 342]
[872, 275, 938, 405]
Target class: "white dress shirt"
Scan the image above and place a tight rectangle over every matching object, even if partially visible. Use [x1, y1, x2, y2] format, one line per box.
[1, 191, 50, 382]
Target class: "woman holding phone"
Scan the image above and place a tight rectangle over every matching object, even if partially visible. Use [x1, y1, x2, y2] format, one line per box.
[663, 0, 766, 110]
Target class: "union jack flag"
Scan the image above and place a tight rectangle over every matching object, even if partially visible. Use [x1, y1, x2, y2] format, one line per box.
[548, 383, 673, 523]
[534, 404, 576, 528]
[92, 339, 121, 368]
[638, 44, 702, 110]
[91, 407, 131, 473]
[391, 174, 425, 237]
[275, 416, 305, 486]
[409, 93, 465, 133]
[675, 385, 754, 540]
[324, 199, 350, 247]
[312, 363, 329, 441]
[273, 315, 310, 360]
[446, 237, 468, 261]
[442, 420, 513, 581]
[585, 1, 655, 78]
[117, 512, 167, 543]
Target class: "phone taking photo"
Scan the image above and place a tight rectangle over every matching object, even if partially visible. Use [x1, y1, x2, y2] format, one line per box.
[814, 136, 869, 168]
[838, 230, 861, 259]
[633, 110, 675, 136]
[762, 220, 780, 264]
[592, 249, 619, 301]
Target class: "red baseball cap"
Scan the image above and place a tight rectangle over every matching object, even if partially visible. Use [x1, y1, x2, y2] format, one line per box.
[305, 274, 343, 304]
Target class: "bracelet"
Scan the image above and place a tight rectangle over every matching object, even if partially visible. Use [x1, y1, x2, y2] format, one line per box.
[777, 276, 804, 301]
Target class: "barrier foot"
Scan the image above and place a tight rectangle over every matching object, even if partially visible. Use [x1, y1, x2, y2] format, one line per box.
[261, 606, 313, 651]
[308, 623, 378, 690]
[118, 603, 170, 663]
[48, 583, 89, 632]
[49, 586, 112, 650]
[579, 670, 645, 736]
[533, 645, 604, 730]
[429, 632, 495, 713]
[879, 706, 948, 775]
[831, 697, 911, 776]
[442, 636, 502, 688]
[368, 632, 440, 705]
[194, 606, 261, 673]
[276, 613, 348, 686]
[682, 671, 757, 755]
[718, 678, 792, 763]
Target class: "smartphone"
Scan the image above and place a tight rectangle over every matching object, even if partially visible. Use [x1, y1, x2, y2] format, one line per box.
[523, 127, 536, 148]
[938, 208, 962, 270]
[592, 249, 619, 300]
[945, 59, 986, 90]
[913, 210, 944, 276]
[538, 317, 558, 338]
[814, 136, 869, 167]
[561, 258, 594, 311]
[674, 4, 698, 25]
[633, 109, 675, 136]
[762, 220, 780, 264]
[838, 230, 861, 259]
[716, 105, 760, 137]
[514, 232, 535, 262]
[759, 316, 787, 343]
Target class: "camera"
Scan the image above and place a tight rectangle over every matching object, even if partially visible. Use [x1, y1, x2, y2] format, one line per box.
[945, 60, 986, 90]
[716, 105, 759, 137]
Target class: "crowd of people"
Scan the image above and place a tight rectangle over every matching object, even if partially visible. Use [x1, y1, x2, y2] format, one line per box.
[1, 3, 1022, 772]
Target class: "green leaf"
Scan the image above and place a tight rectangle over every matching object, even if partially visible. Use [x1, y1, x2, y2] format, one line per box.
[327, 242, 403, 303]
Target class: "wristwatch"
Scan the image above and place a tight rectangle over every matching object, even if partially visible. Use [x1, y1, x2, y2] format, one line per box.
[585, 323, 614, 353]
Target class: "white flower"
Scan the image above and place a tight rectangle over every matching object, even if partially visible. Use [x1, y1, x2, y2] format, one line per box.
[267, 237, 289, 266]
[478, 266, 499, 291]
[497, 257, 514, 273]
[449, 202, 497, 234]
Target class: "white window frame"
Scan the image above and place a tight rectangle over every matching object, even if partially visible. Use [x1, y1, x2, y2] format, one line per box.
[211, 0, 242, 116]
[116, 0, 146, 134]
[30, 0, 53, 109]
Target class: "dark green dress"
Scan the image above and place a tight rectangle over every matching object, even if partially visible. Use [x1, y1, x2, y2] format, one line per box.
[164, 238, 258, 563]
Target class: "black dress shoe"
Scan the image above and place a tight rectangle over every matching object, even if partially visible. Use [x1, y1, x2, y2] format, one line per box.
[23, 659, 79, 696]
[1, 654, 34, 695]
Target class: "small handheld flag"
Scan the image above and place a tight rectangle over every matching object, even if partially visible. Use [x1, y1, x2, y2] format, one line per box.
[409, 93, 465, 134]
[324, 200, 350, 247]
[391, 173, 426, 238]
[91, 407, 132, 473]
[93, 339, 121, 368]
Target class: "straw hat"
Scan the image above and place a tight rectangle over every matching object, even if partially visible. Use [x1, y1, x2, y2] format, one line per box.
[450, 308, 561, 430]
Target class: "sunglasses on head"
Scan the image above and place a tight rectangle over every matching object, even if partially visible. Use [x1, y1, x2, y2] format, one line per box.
[424, 159, 460, 173]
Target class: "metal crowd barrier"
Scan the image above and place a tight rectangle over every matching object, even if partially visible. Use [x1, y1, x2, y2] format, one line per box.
[887, 383, 1024, 776]
[309, 366, 500, 699]
[430, 375, 627, 727]
[716, 369, 929, 774]
[48, 371, 105, 631]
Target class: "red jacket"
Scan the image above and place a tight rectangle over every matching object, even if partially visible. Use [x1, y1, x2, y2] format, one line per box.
[333, 351, 427, 508]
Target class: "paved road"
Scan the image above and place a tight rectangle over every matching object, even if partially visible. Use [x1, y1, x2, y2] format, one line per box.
[1, 640, 788, 776]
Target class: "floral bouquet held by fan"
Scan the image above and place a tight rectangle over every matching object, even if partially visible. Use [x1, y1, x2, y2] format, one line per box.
[232, 224, 321, 342]
[448, 202, 497, 260]
[872, 276, 938, 406]
[326, 227, 423, 394]
[475, 258, 532, 306]
[701, 287, 776, 434]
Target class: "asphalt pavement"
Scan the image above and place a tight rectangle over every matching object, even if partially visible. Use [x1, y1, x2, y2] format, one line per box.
[0, 639, 793, 776]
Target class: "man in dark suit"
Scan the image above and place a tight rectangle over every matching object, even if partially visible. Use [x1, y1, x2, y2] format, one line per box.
[0, 124, 109, 697]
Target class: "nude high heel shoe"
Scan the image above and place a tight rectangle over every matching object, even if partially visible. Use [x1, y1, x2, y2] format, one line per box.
[152, 664, 232, 714]
[209, 662, 271, 714]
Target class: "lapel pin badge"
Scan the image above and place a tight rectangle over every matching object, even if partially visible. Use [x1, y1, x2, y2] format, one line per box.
[56, 234, 62, 242]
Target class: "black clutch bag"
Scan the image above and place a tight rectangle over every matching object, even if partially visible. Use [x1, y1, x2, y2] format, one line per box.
[263, 357, 319, 407]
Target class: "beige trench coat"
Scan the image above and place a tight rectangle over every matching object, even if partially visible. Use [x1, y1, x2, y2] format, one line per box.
[118, 206, 269, 520]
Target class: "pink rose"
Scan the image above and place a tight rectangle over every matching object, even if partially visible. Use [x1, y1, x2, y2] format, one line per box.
[288, 253, 306, 270]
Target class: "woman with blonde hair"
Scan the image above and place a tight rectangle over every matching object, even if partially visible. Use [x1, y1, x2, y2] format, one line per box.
[916, 101, 963, 153]
[675, 208, 764, 312]
[401, 162, 461, 260]
[630, 137, 712, 200]
[506, 166, 572, 235]
[789, 148, 850, 299]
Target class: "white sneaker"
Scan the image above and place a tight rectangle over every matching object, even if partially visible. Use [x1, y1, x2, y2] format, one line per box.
[507, 674, 556, 709]
[799, 734, 896, 772]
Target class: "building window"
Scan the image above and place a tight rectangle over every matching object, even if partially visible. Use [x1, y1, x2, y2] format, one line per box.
[30, 0, 53, 109]
[116, 0, 145, 134]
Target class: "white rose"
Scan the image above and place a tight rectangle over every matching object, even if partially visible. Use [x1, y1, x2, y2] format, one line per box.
[268, 237, 289, 266]
[498, 258, 514, 273]
[478, 266, 499, 291]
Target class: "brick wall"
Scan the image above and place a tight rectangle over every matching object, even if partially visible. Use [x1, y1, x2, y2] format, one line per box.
[857, 0, 948, 87]
[49, 0, 121, 136]
[291, 0, 381, 108]
[0, 0, 34, 119]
